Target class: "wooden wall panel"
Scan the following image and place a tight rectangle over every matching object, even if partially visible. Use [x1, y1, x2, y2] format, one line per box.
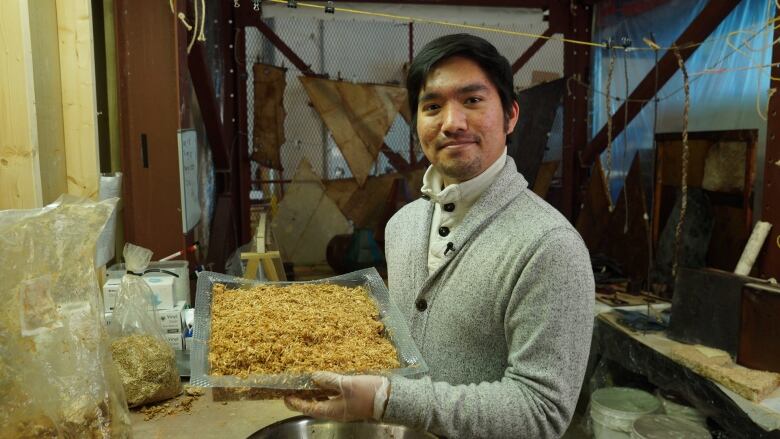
[115, 0, 186, 258]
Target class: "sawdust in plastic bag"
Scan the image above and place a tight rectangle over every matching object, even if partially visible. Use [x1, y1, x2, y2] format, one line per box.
[111, 334, 182, 407]
[109, 243, 182, 407]
[0, 196, 131, 438]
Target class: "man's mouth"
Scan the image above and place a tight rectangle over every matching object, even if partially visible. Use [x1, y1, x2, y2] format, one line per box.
[437, 137, 480, 150]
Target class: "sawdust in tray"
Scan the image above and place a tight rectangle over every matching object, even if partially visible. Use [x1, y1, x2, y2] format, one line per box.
[137, 386, 205, 421]
[208, 283, 399, 377]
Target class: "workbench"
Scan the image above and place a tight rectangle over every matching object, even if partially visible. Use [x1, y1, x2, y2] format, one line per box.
[130, 389, 297, 438]
[594, 311, 780, 439]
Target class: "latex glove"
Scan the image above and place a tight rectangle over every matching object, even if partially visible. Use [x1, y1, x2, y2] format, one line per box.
[284, 372, 390, 422]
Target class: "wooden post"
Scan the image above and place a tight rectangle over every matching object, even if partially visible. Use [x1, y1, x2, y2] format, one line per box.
[57, 0, 101, 199]
[0, 0, 44, 209]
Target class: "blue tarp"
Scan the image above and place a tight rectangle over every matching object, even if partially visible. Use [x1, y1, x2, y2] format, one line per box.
[590, 0, 774, 215]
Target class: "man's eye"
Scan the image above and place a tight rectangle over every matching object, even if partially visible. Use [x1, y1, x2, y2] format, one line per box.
[423, 104, 440, 111]
[465, 97, 482, 104]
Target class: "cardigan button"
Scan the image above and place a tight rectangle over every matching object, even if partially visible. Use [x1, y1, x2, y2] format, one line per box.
[438, 226, 450, 237]
[415, 298, 428, 312]
[443, 203, 455, 212]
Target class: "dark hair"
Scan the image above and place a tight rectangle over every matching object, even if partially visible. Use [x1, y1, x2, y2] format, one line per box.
[406, 33, 517, 132]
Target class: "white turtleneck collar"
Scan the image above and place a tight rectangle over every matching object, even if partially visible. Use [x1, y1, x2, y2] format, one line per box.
[421, 147, 507, 274]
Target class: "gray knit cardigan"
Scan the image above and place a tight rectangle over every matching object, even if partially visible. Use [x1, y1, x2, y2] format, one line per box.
[382, 157, 594, 439]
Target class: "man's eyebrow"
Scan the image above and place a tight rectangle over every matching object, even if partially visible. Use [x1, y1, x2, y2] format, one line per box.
[419, 91, 441, 102]
[458, 83, 489, 95]
[419, 83, 489, 102]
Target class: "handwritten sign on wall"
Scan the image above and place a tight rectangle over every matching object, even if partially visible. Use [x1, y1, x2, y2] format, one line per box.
[177, 129, 200, 233]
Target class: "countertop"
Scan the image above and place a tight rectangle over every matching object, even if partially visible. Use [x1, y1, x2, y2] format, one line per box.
[130, 389, 298, 439]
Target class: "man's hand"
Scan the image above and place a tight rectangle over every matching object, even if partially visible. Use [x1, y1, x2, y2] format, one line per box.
[284, 372, 389, 422]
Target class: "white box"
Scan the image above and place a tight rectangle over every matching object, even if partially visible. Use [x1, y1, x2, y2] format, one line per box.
[102, 278, 122, 313]
[104, 301, 185, 335]
[144, 276, 176, 310]
[164, 332, 183, 350]
[102, 276, 177, 312]
[107, 261, 190, 307]
[156, 301, 185, 333]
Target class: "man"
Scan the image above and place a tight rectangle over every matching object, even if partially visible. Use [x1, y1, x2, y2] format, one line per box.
[286, 33, 594, 439]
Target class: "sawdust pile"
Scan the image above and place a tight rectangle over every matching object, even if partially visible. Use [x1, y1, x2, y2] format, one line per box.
[209, 283, 399, 377]
[137, 387, 205, 421]
[111, 334, 182, 407]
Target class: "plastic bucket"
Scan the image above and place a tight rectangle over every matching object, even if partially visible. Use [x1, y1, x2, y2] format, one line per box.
[630, 414, 711, 439]
[656, 391, 708, 428]
[590, 387, 661, 439]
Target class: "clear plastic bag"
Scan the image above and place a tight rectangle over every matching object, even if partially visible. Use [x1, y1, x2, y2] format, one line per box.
[190, 268, 428, 392]
[0, 196, 131, 438]
[109, 243, 182, 407]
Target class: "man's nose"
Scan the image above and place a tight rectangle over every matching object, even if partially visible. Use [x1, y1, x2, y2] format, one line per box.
[441, 104, 467, 134]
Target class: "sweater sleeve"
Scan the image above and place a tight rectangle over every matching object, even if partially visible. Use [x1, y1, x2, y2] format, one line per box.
[382, 228, 594, 439]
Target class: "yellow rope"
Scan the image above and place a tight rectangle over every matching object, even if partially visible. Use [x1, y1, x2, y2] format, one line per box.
[671, 47, 690, 280]
[187, 0, 199, 53]
[605, 48, 616, 211]
[266, 0, 780, 53]
[267, 0, 606, 48]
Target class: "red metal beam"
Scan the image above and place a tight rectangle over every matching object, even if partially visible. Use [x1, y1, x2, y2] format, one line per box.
[580, 0, 741, 166]
[231, 26, 253, 242]
[561, 1, 592, 220]
[254, 19, 320, 77]
[381, 145, 411, 173]
[512, 27, 554, 74]
[759, 5, 780, 279]
[188, 42, 231, 169]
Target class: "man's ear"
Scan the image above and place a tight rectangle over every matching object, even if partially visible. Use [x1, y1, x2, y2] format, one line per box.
[506, 101, 520, 134]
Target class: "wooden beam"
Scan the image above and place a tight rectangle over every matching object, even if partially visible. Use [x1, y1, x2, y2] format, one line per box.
[0, 0, 43, 209]
[512, 28, 554, 74]
[57, 0, 101, 199]
[759, 4, 780, 279]
[580, 0, 741, 166]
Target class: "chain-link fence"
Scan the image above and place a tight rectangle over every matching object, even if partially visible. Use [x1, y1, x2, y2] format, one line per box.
[244, 12, 564, 200]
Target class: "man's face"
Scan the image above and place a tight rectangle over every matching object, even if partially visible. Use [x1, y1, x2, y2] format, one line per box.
[416, 56, 519, 185]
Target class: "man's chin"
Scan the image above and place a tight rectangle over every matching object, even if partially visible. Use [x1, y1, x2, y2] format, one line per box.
[437, 160, 481, 183]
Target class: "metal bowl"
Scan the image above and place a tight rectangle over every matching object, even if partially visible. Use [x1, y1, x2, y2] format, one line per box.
[247, 416, 438, 439]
